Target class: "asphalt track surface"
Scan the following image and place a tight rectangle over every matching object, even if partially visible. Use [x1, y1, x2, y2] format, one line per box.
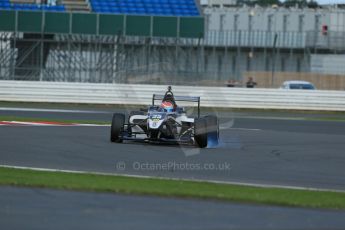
[1, 108, 345, 229]
[1, 186, 345, 230]
[1, 108, 345, 190]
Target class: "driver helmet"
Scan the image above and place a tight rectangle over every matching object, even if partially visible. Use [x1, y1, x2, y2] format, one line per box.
[161, 101, 174, 112]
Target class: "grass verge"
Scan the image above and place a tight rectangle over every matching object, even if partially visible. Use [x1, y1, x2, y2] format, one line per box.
[304, 117, 345, 122]
[2, 114, 345, 126]
[0, 167, 344, 210]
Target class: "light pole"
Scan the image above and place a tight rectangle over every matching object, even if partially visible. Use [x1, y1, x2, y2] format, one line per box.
[271, 33, 278, 87]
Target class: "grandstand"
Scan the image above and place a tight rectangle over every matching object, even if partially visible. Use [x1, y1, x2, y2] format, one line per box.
[91, 0, 200, 16]
[1, 1, 345, 86]
[0, 0, 204, 83]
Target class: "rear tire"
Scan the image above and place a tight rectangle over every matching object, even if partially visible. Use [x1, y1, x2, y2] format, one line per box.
[205, 115, 219, 145]
[194, 118, 208, 148]
[110, 113, 125, 143]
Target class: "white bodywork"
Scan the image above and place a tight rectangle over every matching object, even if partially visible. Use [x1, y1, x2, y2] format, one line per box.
[129, 112, 194, 135]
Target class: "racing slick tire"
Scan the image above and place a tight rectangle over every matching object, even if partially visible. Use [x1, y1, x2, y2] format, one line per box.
[194, 118, 208, 148]
[205, 115, 219, 145]
[110, 113, 125, 143]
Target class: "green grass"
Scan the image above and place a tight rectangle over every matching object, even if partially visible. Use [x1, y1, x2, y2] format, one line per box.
[2, 112, 345, 126]
[304, 117, 345, 122]
[1, 167, 345, 210]
[0, 115, 109, 125]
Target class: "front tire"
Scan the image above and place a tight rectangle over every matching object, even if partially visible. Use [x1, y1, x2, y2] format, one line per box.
[194, 118, 208, 148]
[110, 113, 125, 143]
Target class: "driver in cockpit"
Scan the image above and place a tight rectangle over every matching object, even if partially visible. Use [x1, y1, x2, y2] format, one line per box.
[160, 86, 177, 112]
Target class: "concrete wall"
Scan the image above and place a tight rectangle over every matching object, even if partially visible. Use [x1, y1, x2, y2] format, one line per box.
[330, 9, 345, 31]
[204, 6, 334, 32]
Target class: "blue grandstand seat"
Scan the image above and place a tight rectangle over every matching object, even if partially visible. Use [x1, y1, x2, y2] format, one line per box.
[89, 0, 200, 16]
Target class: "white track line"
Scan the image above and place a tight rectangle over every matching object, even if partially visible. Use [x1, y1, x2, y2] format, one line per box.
[5, 121, 60, 126]
[0, 107, 110, 114]
[0, 121, 110, 127]
[0, 164, 343, 193]
[73, 124, 110, 127]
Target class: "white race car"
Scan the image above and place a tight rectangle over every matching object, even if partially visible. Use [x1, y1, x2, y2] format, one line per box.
[110, 86, 219, 148]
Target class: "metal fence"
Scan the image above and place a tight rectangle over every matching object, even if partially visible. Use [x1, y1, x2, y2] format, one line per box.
[204, 30, 306, 48]
[0, 32, 308, 84]
[0, 29, 344, 86]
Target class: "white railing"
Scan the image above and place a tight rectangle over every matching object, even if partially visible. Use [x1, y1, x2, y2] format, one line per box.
[1, 80, 345, 111]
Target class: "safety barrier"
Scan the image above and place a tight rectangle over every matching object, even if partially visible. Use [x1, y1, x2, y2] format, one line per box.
[1, 80, 345, 111]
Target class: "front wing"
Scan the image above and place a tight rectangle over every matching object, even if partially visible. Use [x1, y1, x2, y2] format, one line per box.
[119, 123, 194, 145]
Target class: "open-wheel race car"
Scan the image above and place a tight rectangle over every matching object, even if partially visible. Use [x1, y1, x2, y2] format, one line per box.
[110, 86, 219, 148]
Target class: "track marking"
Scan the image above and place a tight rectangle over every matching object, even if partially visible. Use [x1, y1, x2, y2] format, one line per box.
[0, 107, 110, 114]
[72, 124, 110, 127]
[0, 164, 343, 193]
[0, 121, 109, 127]
[0, 121, 27, 126]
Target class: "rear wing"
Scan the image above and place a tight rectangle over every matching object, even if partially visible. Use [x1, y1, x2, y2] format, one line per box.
[152, 94, 201, 118]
